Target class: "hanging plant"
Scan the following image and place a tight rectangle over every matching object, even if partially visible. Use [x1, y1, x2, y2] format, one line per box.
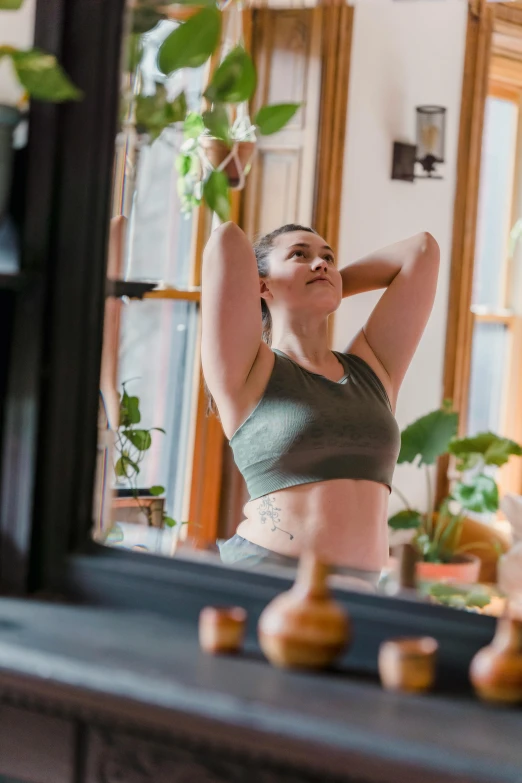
[128, 0, 301, 222]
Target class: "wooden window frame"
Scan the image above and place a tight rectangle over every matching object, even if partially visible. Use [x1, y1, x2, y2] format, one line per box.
[438, 0, 522, 503]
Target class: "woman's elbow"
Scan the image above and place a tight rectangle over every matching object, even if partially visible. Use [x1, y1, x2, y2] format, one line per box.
[419, 231, 440, 266]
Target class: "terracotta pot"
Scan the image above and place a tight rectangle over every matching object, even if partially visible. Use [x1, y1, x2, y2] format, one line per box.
[199, 606, 247, 655]
[433, 515, 509, 583]
[200, 137, 256, 189]
[416, 554, 481, 585]
[378, 637, 438, 694]
[257, 552, 350, 669]
[470, 616, 522, 704]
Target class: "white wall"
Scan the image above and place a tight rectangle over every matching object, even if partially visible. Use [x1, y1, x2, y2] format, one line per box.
[0, 0, 36, 106]
[333, 0, 468, 515]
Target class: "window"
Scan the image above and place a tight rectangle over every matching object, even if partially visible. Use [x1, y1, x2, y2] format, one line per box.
[467, 94, 520, 438]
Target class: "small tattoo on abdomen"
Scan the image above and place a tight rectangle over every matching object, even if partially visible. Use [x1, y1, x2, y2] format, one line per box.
[257, 496, 294, 540]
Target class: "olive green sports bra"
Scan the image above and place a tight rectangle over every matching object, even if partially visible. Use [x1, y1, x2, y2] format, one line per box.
[229, 349, 401, 501]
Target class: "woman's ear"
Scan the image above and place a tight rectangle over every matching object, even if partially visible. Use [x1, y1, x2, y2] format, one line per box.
[260, 278, 271, 302]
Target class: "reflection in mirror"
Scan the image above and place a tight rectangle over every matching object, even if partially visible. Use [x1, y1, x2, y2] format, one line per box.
[93, 0, 522, 616]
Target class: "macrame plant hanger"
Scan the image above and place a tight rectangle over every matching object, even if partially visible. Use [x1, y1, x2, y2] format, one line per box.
[200, 0, 255, 192]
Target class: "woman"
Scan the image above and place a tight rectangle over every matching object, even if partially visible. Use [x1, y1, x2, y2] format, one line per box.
[202, 222, 439, 582]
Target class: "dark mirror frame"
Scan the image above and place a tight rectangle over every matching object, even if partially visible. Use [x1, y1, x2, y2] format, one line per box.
[0, 0, 496, 687]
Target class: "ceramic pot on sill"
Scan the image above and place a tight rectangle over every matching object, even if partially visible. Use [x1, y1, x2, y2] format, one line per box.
[416, 554, 481, 585]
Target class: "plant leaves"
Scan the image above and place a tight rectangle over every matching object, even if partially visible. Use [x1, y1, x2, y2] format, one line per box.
[0, 0, 24, 8]
[183, 111, 205, 139]
[149, 485, 165, 496]
[204, 46, 256, 104]
[202, 104, 230, 144]
[158, 7, 221, 75]
[136, 86, 187, 140]
[452, 474, 499, 514]
[388, 509, 423, 530]
[450, 431, 522, 467]
[122, 429, 152, 452]
[115, 453, 140, 478]
[176, 153, 192, 176]
[398, 406, 459, 465]
[203, 169, 230, 222]
[163, 516, 178, 527]
[11, 49, 82, 102]
[254, 103, 301, 135]
[120, 392, 141, 426]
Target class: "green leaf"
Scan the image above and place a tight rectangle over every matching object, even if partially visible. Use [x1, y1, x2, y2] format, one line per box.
[0, 0, 24, 8]
[158, 7, 221, 75]
[151, 427, 167, 434]
[136, 86, 187, 140]
[452, 474, 499, 514]
[163, 516, 178, 527]
[122, 429, 152, 452]
[388, 509, 423, 530]
[149, 485, 165, 496]
[184, 111, 205, 139]
[120, 392, 141, 426]
[169, 91, 188, 122]
[254, 103, 301, 135]
[202, 104, 230, 144]
[115, 453, 140, 478]
[450, 432, 522, 467]
[398, 406, 459, 465]
[176, 154, 192, 176]
[11, 49, 82, 102]
[203, 169, 230, 222]
[455, 453, 482, 472]
[204, 46, 256, 104]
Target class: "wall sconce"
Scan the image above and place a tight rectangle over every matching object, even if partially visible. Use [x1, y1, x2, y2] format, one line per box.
[391, 106, 446, 182]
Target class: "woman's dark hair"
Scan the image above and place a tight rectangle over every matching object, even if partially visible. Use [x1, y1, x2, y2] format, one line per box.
[206, 223, 317, 416]
[253, 223, 318, 345]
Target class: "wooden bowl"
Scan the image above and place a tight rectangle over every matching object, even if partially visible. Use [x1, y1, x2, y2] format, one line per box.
[378, 637, 438, 693]
[198, 606, 247, 655]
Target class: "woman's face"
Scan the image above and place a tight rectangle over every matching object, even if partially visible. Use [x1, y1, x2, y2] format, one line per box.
[261, 230, 342, 320]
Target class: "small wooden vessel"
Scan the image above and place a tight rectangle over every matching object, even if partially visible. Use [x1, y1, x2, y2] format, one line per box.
[258, 552, 350, 669]
[470, 615, 522, 704]
[378, 637, 438, 693]
[199, 606, 247, 655]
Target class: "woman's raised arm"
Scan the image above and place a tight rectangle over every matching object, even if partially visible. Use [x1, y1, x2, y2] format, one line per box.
[201, 222, 263, 409]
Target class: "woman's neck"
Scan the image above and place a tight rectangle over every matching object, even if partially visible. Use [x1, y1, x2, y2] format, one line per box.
[271, 317, 333, 367]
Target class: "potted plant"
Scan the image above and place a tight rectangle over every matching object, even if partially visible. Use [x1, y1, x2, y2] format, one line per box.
[127, 1, 301, 221]
[0, 0, 80, 216]
[389, 401, 520, 584]
[112, 382, 178, 529]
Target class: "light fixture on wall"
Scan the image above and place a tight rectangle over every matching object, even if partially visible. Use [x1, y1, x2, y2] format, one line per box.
[391, 105, 446, 182]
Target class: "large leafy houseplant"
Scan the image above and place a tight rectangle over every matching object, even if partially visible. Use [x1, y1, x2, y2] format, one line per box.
[127, 0, 301, 221]
[114, 383, 178, 529]
[388, 401, 522, 565]
[0, 0, 80, 103]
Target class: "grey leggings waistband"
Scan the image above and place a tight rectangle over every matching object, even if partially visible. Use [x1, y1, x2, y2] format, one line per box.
[217, 534, 381, 586]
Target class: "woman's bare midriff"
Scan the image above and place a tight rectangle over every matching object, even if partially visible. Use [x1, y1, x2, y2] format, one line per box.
[236, 478, 390, 572]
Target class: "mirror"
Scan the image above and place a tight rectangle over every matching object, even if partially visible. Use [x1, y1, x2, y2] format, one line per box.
[93, 0, 522, 616]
